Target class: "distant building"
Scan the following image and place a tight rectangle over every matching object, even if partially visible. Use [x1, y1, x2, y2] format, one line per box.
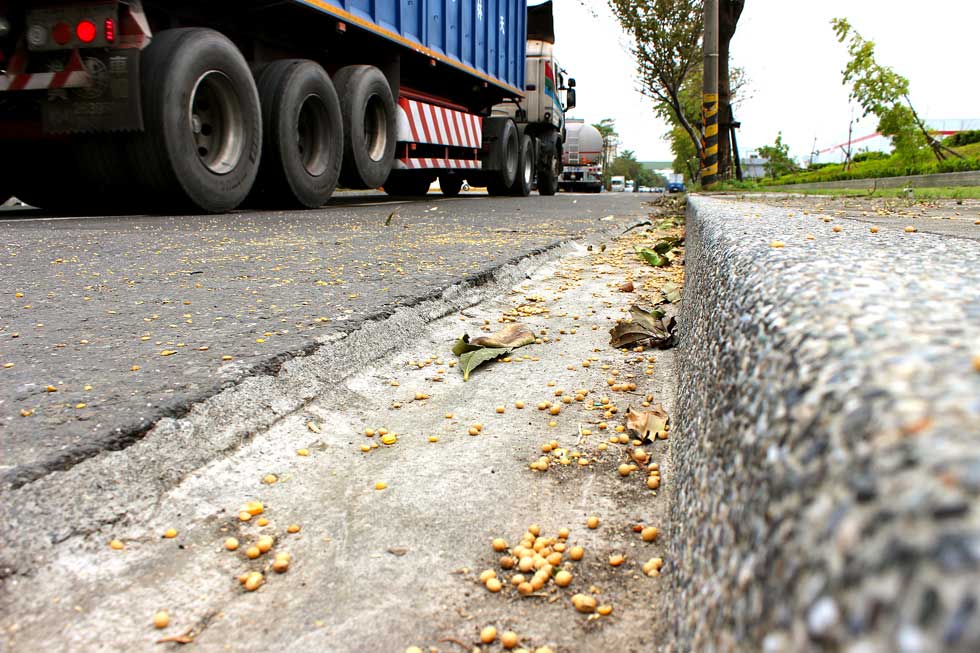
[742, 153, 768, 179]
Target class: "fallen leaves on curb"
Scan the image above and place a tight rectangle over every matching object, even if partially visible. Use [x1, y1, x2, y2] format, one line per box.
[636, 236, 684, 268]
[609, 305, 676, 350]
[452, 323, 535, 381]
[626, 405, 669, 443]
[661, 281, 682, 304]
[156, 633, 195, 645]
[635, 247, 668, 268]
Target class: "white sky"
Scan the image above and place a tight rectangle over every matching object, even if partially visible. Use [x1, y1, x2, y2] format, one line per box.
[548, 0, 980, 164]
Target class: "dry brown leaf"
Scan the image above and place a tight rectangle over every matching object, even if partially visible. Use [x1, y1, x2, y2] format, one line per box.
[155, 634, 195, 645]
[626, 405, 669, 443]
[470, 323, 535, 349]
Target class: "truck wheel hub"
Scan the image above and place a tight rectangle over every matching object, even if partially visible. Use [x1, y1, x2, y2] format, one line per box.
[189, 70, 244, 175]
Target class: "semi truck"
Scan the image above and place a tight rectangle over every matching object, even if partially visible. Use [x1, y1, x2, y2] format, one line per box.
[0, 0, 575, 212]
[558, 118, 602, 193]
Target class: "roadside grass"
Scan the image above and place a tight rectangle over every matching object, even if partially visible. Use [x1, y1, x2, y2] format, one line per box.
[722, 186, 980, 200]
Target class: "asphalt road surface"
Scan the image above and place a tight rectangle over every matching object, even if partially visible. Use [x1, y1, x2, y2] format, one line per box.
[0, 190, 652, 488]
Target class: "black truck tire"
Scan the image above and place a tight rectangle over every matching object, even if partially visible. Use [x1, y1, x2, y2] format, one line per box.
[252, 60, 343, 208]
[382, 172, 433, 196]
[333, 65, 397, 189]
[439, 174, 464, 197]
[487, 119, 519, 196]
[509, 134, 533, 197]
[127, 28, 262, 213]
[537, 145, 560, 196]
[0, 152, 12, 206]
[4, 140, 90, 212]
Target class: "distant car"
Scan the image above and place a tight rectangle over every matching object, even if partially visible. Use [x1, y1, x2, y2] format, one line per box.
[639, 186, 652, 193]
[653, 187, 665, 193]
[667, 181, 686, 193]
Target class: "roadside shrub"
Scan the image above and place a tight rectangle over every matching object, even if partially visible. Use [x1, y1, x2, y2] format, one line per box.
[760, 155, 980, 186]
[943, 130, 980, 147]
[853, 151, 889, 163]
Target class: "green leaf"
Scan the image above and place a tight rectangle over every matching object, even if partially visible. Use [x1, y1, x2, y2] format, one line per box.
[653, 236, 683, 254]
[636, 247, 668, 267]
[459, 347, 512, 381]
[452, 335, 480, 357]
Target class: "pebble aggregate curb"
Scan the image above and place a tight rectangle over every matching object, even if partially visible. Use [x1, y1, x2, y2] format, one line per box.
[668, 196, 980, 652]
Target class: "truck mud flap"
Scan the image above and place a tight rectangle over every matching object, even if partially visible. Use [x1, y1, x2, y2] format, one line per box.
[42, 49, 143, 134]
[535, 129, 559, 172]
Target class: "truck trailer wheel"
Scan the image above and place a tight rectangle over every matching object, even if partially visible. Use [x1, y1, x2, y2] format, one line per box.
[486, 119, 519, 196]
[252, 60, 343, 208]
[537, 146, 560, 196]
[333, 65, 397, 189]
[508, 134, 533, 197]
[382, 172, 433, 197]
[128, 28, 262, 213]
[439, 174, 464, 197]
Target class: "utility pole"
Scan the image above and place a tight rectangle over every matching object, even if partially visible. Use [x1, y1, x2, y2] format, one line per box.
[702, 0, 719, 188]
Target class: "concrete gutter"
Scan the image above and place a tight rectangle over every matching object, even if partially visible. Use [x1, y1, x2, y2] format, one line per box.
[0, 236, 586, 577]
[670, 196, 980, 652]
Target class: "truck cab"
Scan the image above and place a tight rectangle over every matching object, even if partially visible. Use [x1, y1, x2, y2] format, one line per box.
[490, 0, 573, 197]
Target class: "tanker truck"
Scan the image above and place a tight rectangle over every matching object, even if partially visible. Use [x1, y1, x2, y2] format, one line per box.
[559, 118, 602, 193]
[0, 0, 575, 212]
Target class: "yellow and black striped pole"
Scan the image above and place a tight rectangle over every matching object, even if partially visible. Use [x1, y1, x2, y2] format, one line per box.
[702, 0, 719, 188]
[702, 92, 719, 187]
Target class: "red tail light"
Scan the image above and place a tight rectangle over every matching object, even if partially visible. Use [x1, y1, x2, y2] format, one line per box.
[75, 20, 97, 44]
[52, 22, 72, 45]
[104, 18, 115, 43]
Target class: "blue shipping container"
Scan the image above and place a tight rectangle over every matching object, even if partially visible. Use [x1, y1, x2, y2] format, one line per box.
[293, 0, 526, 96]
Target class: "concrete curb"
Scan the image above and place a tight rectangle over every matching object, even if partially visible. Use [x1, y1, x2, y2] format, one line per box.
[766, 169, 980, 192]
[669, 196, 980, 652]
[0, 229, 621, 578]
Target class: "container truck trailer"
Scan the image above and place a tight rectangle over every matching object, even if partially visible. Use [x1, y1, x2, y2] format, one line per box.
[0, 0, 575, 212]
[558, 118, 601, 193]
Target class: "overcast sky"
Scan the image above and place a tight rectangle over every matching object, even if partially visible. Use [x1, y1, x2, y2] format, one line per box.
[548, 0, 980, 164]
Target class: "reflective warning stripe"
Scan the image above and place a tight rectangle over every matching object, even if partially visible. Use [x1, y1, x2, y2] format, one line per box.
[397, 98, 483, 148]
[0, 70, 89, 92]
[394, 158, 483, 170]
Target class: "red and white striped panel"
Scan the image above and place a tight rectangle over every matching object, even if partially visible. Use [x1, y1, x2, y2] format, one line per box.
[0, 48, 90, 93]
[394, 158, 483, 170]
[397, 98, 482, 148]
[0, 70, 89, 92]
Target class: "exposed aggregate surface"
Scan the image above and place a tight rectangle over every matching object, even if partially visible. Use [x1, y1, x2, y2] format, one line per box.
[670, 195, 980, 653]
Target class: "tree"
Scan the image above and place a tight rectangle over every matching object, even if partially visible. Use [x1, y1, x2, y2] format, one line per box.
[662, 62, 749, 181]
[593, 118, 619, 189]
[832, 18, 960, 163]
[609, 0, 704, 169]
[610, 1, 747, 182]
[756, 132, 797, 178]
[718, 1, 745, 179]
[610, 151, 661, 188]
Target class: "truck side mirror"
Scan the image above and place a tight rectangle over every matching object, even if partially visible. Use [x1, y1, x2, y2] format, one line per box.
[568, 78, 576, 88]
[566, 88, 576, 111]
